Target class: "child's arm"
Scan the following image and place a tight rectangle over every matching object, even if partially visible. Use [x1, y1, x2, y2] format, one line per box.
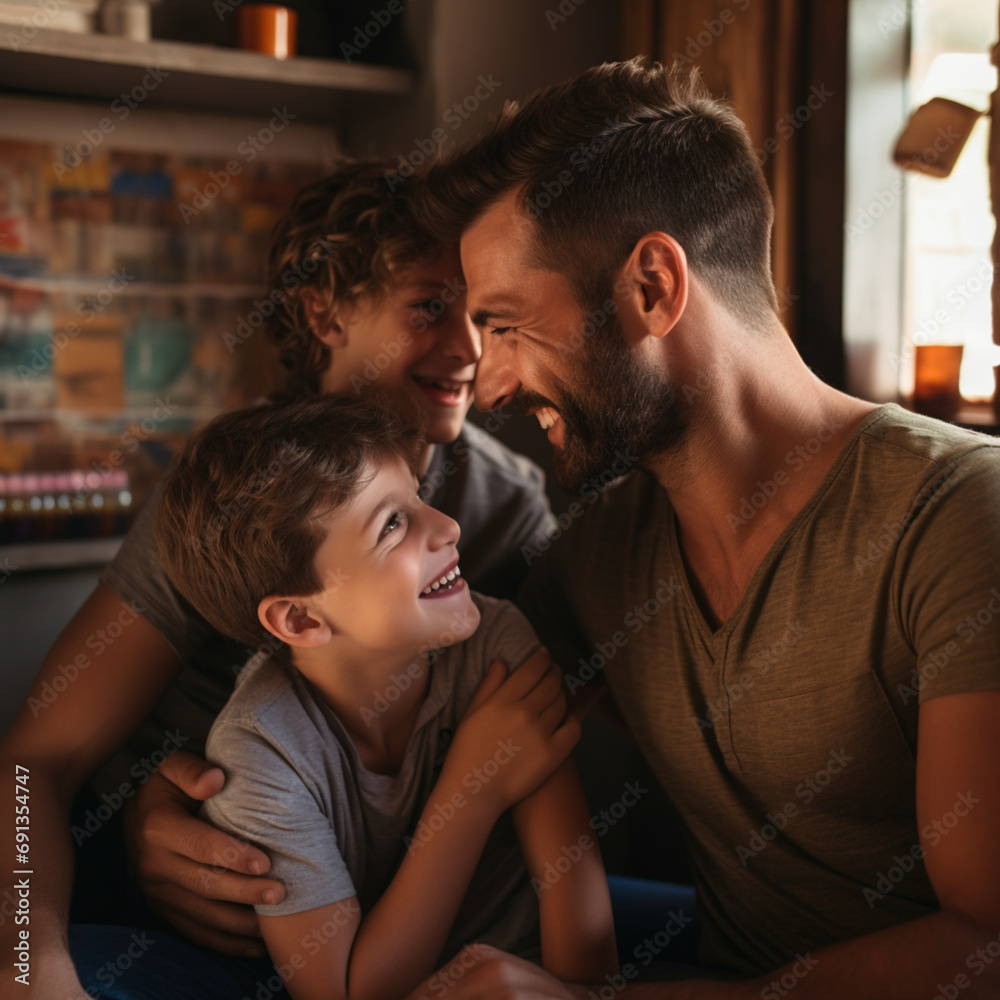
[512, 738, 620, 981]
[258, 651, 579, 1000]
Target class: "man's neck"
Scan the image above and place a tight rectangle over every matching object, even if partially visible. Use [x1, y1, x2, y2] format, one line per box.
[645, 318, 880, 626]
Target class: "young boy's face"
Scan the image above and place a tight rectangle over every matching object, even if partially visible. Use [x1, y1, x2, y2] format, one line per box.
[302, 454, 481, 656]
[321, 247, 480, 446]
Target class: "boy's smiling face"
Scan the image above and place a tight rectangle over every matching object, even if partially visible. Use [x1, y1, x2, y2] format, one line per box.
[281, 454, 481, 657]
[319, 246, 480, 446]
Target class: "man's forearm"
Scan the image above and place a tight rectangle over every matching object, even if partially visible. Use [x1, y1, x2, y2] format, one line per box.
[0, 755, 86, 996]
[603, 909, 1000, 1000]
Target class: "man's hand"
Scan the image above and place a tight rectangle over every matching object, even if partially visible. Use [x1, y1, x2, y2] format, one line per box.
[447, 651, 580, 815]
[123, 749, 286, 956]
[406, 944, 589, 1000]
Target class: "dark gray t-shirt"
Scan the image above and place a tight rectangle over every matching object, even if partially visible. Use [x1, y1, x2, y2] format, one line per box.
[94, 425, 553, 795]
[201, 593, 542, 965]
[519, 404, 1000, 976]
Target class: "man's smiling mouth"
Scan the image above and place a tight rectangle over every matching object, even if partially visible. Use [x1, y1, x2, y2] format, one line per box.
[535, 406, 559, 430]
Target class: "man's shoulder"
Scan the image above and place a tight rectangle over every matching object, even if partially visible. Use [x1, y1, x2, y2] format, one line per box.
[857, 404, 1000, 473]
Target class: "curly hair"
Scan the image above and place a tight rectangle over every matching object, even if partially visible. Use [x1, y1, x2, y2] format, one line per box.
[266, 159, 440, 393]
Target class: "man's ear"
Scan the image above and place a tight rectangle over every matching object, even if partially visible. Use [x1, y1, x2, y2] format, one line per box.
[301, 290, 349, 350]
[258, 595, 332, 648]
[615, 232, 688, 343]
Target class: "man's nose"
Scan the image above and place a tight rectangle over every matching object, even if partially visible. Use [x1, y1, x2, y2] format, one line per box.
[473, 338, 518, 412]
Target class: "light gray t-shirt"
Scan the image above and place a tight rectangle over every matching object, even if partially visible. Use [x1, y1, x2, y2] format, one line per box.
[93, 424, 553, 798]
[519, 404, 1000, 976]
[200, 593, 542, 966]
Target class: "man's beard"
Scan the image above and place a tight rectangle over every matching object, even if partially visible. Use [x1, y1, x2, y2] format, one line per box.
[515, 312, 690, 491]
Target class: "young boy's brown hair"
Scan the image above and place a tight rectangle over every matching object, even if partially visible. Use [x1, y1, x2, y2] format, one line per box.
[266, 159, 438, 393]
[155, 395, 423, 650]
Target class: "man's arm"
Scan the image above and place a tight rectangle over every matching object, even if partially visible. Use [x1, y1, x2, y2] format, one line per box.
[0, 583, 182, 997]
[511, 757, 619, 982]
[410, 688, 1000, 1000]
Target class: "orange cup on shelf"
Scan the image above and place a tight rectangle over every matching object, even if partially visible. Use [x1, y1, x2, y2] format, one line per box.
[237, 4, 298, 58]
[913, 343, 964, 420]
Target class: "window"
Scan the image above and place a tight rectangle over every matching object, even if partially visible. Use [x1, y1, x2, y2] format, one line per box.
[903, 0, 997, 403]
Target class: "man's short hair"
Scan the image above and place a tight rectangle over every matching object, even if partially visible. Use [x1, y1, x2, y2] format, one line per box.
[419, 57, 778, 328]
[267, 160, 440, 393]
[156, 396, 423, 652]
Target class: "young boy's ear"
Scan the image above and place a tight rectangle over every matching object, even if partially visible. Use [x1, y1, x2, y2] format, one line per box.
[258, 596, 332, 648]
[301, 289, 348, 350]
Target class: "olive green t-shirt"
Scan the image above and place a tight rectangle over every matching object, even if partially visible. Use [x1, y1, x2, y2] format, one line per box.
[519, 404, 1000, 976]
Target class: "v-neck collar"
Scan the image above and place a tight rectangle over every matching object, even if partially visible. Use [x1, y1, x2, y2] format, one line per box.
[667, 404, 893, 644]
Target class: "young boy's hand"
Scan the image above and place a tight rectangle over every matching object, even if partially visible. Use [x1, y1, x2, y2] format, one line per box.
[444, 648, 580, 815]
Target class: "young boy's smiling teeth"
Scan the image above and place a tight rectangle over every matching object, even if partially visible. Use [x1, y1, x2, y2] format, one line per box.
[419, 564, 463, 598]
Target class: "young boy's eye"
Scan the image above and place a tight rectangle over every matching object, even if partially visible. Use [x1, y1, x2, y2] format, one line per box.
[379, 511, 405, 541]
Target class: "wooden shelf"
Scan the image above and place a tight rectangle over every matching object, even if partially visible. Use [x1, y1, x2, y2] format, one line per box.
[0, 27, 413, 117]
[0, 537, 122, 571]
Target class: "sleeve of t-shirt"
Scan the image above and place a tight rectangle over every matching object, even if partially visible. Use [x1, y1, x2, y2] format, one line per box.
[99, 475, 216, 663]
[452, 595, 545, 713]
[201, 718, 355, 917]
[893, 445, 1000, 702]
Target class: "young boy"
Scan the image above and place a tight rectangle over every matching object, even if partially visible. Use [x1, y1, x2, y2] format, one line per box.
[154, 394, 619, 1000]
